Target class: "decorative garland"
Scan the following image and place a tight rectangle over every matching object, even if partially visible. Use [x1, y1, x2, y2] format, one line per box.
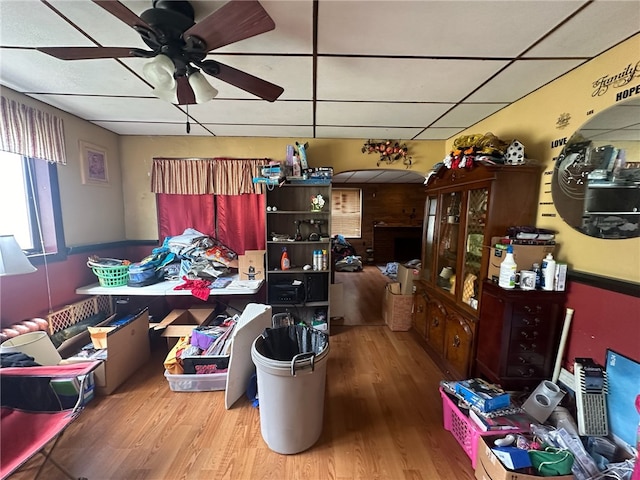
[361, 140, 412, 167]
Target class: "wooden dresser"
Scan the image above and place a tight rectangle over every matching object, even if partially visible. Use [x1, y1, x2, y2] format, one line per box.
[475, 280, 566, 390]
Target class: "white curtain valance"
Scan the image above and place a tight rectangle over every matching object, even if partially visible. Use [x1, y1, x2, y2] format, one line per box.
[0, 96, 67, 165]
[151, 157, 267, 195]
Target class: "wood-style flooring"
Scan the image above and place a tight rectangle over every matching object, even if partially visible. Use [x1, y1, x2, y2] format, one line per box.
[10, 267, 476, 480]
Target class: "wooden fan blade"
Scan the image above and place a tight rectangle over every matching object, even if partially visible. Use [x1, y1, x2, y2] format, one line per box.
[176, 76, 196, 105]
[184, 0, 275, 52]
[37, 47, 138, 60]
[92, 0, 150, 30]
[211, 61, 283, 102]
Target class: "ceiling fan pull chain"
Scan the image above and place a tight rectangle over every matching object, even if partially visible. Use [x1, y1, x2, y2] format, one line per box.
[186, 104, 191, 134]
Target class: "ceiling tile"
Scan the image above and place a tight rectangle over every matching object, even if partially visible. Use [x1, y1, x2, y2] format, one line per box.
[315, 126, 423, 140]
[317, 1, 586, 56]
[430, 104, 508, 128]
[317, 102, 452, 128]
[212, 0, 313, 54]
[28, 95, 187, 122]
[49, 0, 146, 48]
[203, 125, 315, 137]
[414, 128, 466, 140]
[188, 99, 312, 124]
[525, 1, 640, 57]
[317, 58, 507, 102]
[466, 59, 586, 102]
[93, 121, 212, 136]
[0, 0, 94, 47]
[0, 50, 151, 96]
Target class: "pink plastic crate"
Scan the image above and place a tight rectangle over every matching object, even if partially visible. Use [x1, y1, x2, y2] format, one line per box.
[440, 387, 494, 468]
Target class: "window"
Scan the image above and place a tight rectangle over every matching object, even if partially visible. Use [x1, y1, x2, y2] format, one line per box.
[331, 188, 362, 238]
[0, 151, 65, 258]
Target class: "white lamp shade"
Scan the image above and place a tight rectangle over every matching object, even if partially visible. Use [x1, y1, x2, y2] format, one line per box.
[0, 235, 36, 276]
[152, 87, 179, 104]
[143, 54, 176, 90]
[188, 71, 218, 104]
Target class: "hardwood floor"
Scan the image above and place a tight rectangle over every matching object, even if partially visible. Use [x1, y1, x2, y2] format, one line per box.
[331, 266, 392, 326]
[11, 267, 476, 480]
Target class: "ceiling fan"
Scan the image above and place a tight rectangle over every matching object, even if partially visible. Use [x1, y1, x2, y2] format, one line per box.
[37, 0, 284, 105]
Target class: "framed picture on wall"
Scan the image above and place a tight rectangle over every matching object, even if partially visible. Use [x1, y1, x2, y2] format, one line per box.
[79, 140, 109, 186]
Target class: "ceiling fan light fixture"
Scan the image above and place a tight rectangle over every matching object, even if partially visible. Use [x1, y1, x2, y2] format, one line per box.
[188, 71, 218, 104]
[152, 86, 179, 104]
[143, 53, 176, 90]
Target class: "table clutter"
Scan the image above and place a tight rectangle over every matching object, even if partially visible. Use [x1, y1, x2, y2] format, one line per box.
[440, 378, 637, 480]
[85, 228, 254, 299]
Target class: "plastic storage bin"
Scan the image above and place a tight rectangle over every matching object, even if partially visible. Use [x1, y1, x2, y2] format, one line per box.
[164, 370, 227, 392]
[440, 387, 494, 468]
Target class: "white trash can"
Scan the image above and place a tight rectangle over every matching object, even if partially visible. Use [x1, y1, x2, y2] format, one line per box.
[251, 325, 329, 455]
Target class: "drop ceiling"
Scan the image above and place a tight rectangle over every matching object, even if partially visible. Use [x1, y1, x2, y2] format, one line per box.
[0, 0, 638, 140]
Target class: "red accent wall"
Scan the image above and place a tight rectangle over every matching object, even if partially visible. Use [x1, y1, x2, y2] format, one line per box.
[563, 281, 640, 370]
[0, 245, 148, 327]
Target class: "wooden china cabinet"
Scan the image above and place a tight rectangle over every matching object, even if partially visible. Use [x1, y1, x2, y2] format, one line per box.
[412, 163, 541, 379]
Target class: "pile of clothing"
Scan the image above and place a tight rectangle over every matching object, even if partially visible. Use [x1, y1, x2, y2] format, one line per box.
[331, 235, 362, 272]
[165, 228, 238, 281]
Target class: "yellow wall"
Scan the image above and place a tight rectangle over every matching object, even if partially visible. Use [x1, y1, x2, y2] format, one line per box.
[1, 87, 125, 246]
[444, 34, 640, 283]
[119, 136, 443, 239]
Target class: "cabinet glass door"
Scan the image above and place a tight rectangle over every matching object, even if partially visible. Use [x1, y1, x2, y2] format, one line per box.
[436, 191, 461, 297]
[421, 195, 437, 283]
[460, 187, 488, 310]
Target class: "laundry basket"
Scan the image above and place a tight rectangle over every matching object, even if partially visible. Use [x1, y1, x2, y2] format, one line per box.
[87, 258, 129, 287]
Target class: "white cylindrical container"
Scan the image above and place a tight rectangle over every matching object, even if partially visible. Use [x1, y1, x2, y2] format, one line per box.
[541, 253, 556, 291]
[498, 245, 517, 289]
[0, 331, 61, 365]
[251, 327, 330, 455]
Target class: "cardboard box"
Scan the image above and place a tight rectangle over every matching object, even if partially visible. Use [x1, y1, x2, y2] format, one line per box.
[397, 264, 420, 295]
[383, 283, 412, 331]
[87, 309, 150, 395]
[554, 262, 567, 291]
[238, 250, 266, 280]
[154, 307, 218, 344]
[475, 436, 573, 480]
[487, 239, 555, 284]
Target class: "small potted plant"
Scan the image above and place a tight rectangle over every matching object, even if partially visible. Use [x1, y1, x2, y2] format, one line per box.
[310, 194, 325, 212]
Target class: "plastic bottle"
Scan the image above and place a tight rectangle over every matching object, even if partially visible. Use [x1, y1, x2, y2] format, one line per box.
[498, 245, 517, 289]
[532, 262, 542, 289]
[281, 247, 290, 271]
[541, 253, 556, 291]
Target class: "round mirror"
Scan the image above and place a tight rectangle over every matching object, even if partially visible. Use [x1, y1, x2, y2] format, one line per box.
[552, 99, 640, 238]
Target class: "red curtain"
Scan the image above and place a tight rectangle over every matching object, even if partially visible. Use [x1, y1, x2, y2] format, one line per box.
[216, 194, 265, 254]
[156, 194, 215, 241]
[156, 193, 264, 255]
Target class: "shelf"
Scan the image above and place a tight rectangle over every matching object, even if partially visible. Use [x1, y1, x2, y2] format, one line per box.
[267, 240, 331, 245]
[268, 268, 330, 274]
[583, 211, 640, 215]
[267, 210, 330, 214]
[586, 183, 639, 189]
[270, 301, 328, 308]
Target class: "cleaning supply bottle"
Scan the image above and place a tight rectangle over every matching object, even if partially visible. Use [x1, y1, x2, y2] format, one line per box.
[281, 247, 290, 271]
[498, 245, 517, 289]
[532, 262, 542, 289]
[541, 253, 556, 291]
